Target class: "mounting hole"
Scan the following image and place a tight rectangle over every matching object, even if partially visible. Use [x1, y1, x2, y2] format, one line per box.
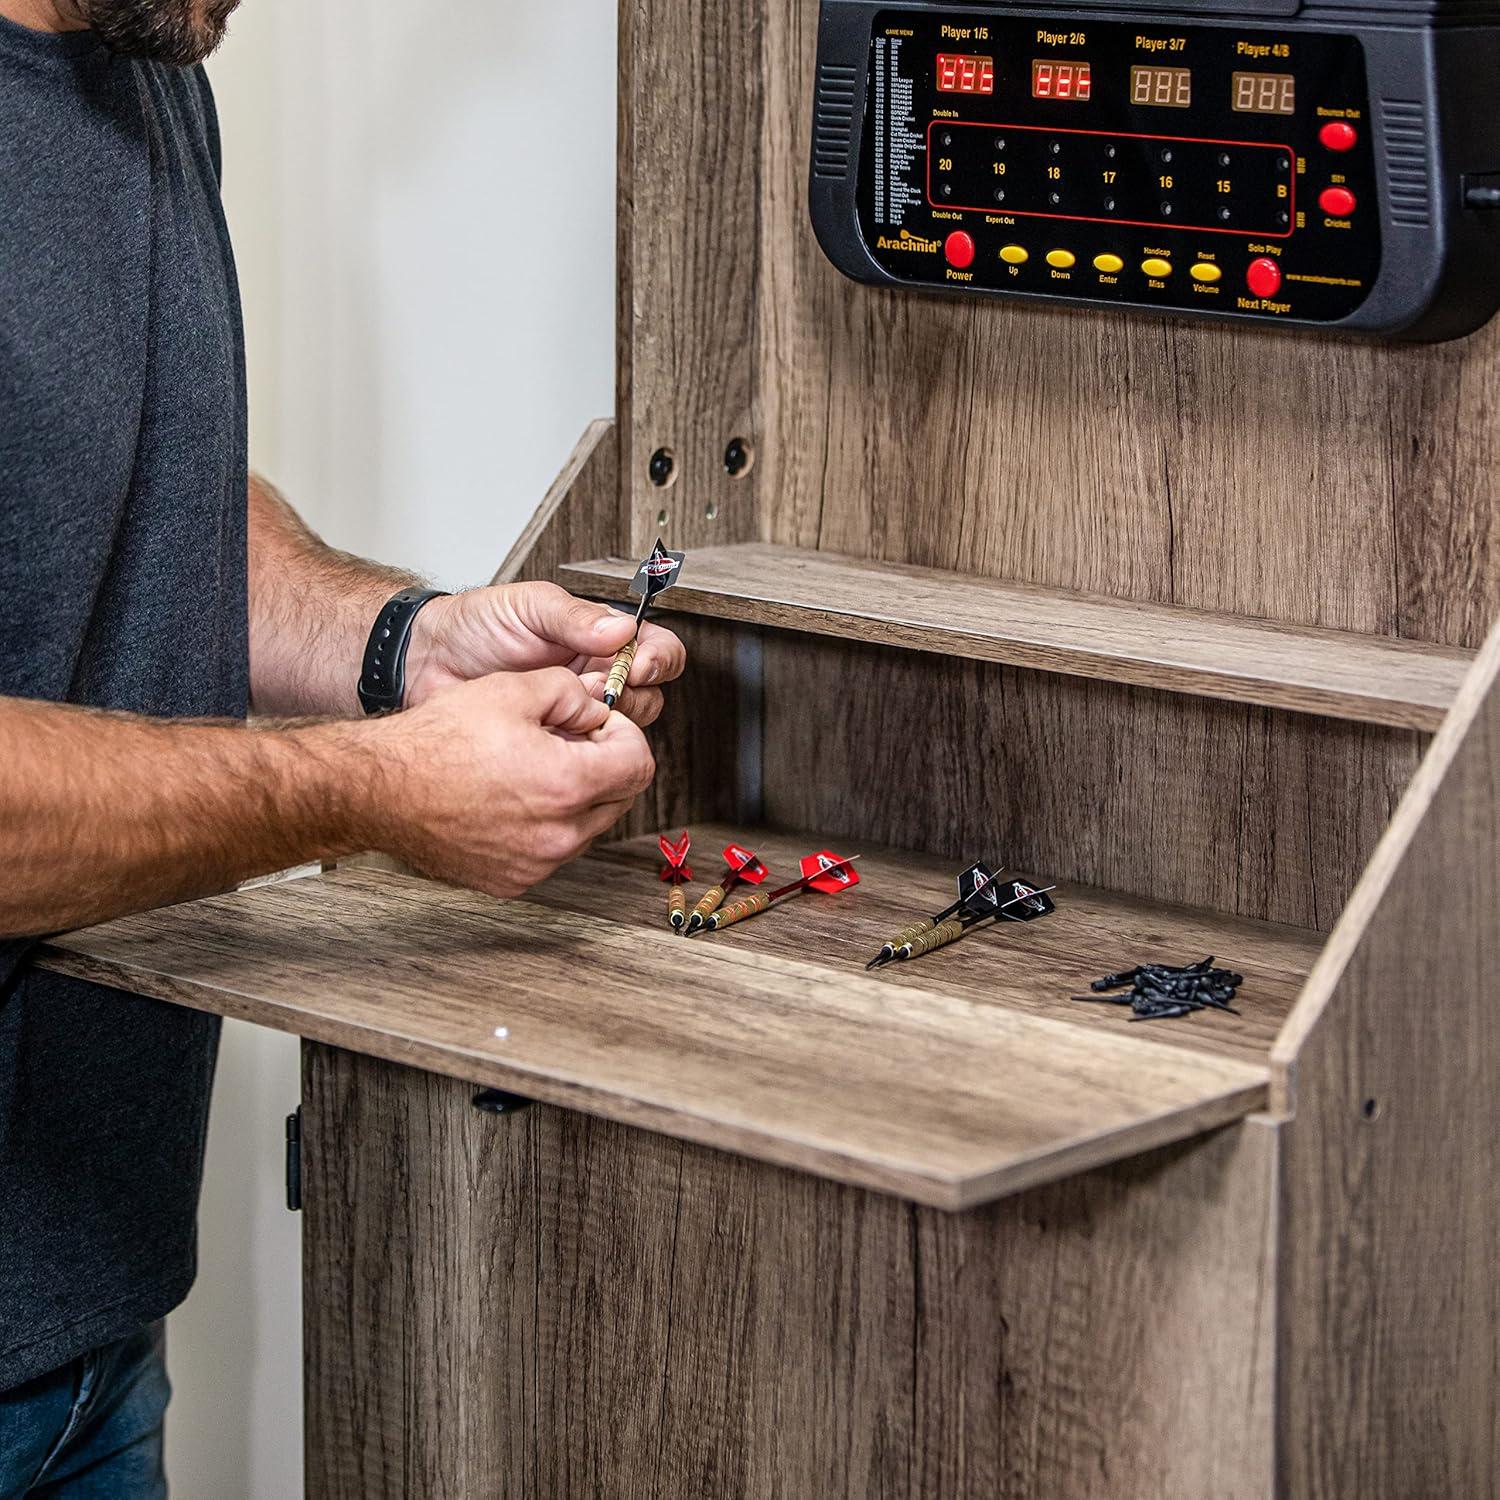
[723, 437, 755, 478]
[648, 447, 677, 488]
[654, 508, 669, 528]
[1361, 1097, 1381, 1122]
[705, 500, 719, 521]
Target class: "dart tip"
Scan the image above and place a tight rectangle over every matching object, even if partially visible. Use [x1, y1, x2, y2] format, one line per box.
[687, 912, 704, 933]
[603, 691, 618, 709]
[669, 913, 685, 930]
[865, 948, 894, 970]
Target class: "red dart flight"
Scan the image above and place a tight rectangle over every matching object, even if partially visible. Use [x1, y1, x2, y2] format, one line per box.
[658, 831, 694, 930]
[702, 851, 860, 931]
[686, 841, 769, 931]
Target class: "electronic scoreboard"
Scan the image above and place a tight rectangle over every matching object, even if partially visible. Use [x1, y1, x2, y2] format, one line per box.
[809, 0, 1500, 338]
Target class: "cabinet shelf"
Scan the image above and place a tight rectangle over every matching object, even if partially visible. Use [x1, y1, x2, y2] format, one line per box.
[560, 544, 1473, 731]
[38, 826, 1321, 1209]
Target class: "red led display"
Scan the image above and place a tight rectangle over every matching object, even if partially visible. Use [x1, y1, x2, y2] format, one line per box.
[1031, 59, 1092, 101]
[936, 53, 995, 94]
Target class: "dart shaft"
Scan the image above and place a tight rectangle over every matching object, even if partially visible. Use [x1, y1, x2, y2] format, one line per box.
[691, 881, 730, 924]
[900, 917, 966, 958]
[602, 636, 639, 708]
[708, 889, 776, 928]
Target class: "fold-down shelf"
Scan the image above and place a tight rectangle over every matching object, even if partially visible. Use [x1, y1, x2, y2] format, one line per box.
[38, 827, 1321, 1209]
[560, 544, 1473, 731]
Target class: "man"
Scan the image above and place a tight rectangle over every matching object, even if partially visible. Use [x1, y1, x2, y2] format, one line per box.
[0, 0, 683, 1490]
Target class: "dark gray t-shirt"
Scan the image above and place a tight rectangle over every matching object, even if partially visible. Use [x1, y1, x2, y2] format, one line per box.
[0, 17, 247, 1390]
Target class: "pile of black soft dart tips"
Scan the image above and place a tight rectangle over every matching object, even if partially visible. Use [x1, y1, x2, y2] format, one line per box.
[1071, 955, 1244, 1022]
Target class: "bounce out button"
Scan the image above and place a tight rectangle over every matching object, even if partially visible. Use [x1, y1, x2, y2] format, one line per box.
[945, 231, 976, 269]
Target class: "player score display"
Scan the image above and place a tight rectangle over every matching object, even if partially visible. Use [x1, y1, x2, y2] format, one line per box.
[1130, 65, 1191, 107]
[935, 53, 994, 93]
[1031, 59, 1092, 99]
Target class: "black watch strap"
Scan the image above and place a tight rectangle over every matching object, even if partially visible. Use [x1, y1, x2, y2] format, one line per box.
[357, 587, 449, 715]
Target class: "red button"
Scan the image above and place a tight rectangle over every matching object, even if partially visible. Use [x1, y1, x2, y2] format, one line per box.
[1318, 120, 1358, 153]
[1319, 186, 1357, 217]
[944, 231, 976, 270]
[1246, 257, 1282, 299]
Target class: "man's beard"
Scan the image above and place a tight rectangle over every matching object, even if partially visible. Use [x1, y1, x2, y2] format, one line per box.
[72, 0, 241, 66]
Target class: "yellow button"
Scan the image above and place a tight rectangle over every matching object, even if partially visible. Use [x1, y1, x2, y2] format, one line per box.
[1190, 261, 1223, 283]
[1000, 244, 1029, 265]
[1093, 253, 1124, 273]
[1046, 249, 1076, 269]
[1141, 257, 1173, 278]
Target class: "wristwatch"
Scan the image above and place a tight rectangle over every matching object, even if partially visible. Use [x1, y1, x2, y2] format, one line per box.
[357, 587, 449, 715]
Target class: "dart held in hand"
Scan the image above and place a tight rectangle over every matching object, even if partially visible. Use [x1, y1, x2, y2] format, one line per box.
[603, 538, 685, 708]
[658, 830, 693, 930]
[686, 841, 770, 931]
[704, 851, 861, 930]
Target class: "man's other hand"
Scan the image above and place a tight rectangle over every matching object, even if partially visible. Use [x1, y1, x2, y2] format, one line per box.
[373, 667, 656, 896]
[404, 581, 687, 728]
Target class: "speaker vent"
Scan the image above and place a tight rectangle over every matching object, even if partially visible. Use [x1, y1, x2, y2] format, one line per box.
[813, 63, 858, 180]
[1380, 100, 1431, 228]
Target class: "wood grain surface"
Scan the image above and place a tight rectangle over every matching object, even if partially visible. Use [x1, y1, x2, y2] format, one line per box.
[1270, 618, 1500, 1496]
[35, 824, 1321, 1207]
[562, 544, 1473, 730]
[303, 1046, 1279, 1500]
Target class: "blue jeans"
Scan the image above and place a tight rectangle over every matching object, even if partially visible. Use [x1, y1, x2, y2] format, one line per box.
[0, 1323, 169, 1499]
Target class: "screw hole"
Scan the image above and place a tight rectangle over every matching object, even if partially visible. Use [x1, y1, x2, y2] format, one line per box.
[1362, 1097, 1381, 1121]
[648, 447, 677, 489]
[705, 500, 719, 521]
[655, 508, 668, 528]
[723, 437, 755, 478]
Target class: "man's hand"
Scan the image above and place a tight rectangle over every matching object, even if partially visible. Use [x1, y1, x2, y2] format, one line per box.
[1, 667, 658, 937]
[403, 582, 687, 729]
[372, 667, 656, 896]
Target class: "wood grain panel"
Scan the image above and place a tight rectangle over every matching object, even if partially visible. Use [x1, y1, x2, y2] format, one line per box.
[39, 858, 1289, 1207]
[305, 1049, 1278, 1498]
[624, 0, 763, 555]
[302, 1043, 536, 1499]
[758, 633, 1423, 931]
[563, 544, 1472, 729]
[1272, 618, 1500, 1496]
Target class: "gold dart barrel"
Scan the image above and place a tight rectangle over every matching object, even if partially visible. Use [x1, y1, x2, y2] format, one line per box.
[897, 917, 965, 959]
[667, 885, 687, 929]
[706, 890, 772, 929]
[687, 883, 728, 931]
[602, 637, 639, 707]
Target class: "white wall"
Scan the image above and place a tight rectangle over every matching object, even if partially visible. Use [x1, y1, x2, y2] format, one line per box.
[167, 3, 617, 1492]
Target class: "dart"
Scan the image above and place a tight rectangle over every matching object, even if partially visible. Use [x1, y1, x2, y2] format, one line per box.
[865, 860, 1001, 969]
[701, 851, 861, 931]
[657, 830, 693, 930]
[602, 537, 685, 709]
[893, 880, 1056, 960]
[686, 841, 770, 931]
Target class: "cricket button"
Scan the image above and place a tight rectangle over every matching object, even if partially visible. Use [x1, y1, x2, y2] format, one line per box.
[944, 231, 976, 269]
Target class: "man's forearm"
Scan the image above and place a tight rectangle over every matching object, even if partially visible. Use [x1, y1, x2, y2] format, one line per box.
[248, 473, 424, 717]
[1, 695, 378, 937]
